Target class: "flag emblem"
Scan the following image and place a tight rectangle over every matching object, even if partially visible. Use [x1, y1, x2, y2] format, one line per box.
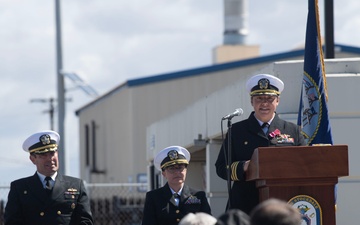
[300, 73, 321, 142]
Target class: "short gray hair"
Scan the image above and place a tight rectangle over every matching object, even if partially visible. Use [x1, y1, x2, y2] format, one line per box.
[250, 198, 301, 225]
[179, 212, 217, 225]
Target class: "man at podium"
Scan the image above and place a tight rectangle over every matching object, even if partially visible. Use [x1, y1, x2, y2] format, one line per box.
[215, 74, 306, 214]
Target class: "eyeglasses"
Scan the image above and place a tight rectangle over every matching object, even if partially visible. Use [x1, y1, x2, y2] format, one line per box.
[253, 96, 277, 103]
[165, 164, 187, 173]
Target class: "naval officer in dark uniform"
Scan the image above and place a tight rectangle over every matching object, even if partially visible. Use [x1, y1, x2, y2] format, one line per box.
[215, 74, 306, 214]
[4, 130, 93, 225]
[142, 146, 211, 225]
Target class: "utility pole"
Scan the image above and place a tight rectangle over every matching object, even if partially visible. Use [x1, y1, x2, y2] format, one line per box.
[55, 0, 66, 175]
[30, 97, 55, 130]
[53, 1, 98, 176]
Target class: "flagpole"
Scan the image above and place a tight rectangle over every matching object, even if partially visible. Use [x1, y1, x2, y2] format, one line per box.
[324, 0, 335, 58]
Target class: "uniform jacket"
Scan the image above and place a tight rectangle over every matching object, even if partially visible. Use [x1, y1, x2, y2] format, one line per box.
[4, 173, 93, 225]
[142, 183, 211, 225]
[215, 112, 306, 214]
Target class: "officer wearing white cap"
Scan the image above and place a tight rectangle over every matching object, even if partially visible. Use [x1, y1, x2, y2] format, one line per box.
[4, 130, 93, 225]
[142, 146, 211, 225]
[215, 74, 306, 214]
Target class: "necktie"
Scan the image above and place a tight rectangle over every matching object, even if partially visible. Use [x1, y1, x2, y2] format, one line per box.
[45, 176, 52, 190]
[262, 122, 269, 135]
[173, 193, 180, 206]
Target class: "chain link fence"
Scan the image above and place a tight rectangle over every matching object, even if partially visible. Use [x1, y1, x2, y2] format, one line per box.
[0, 183, 147, 225]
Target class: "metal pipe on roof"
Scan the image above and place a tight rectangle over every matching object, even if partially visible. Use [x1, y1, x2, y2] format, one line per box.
[223, 0, 248, 45]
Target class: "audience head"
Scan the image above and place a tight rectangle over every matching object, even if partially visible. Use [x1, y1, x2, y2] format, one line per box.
[216, 209, 250, 225]
[179, 212, 217, 225]
[250, 198, 301, 225]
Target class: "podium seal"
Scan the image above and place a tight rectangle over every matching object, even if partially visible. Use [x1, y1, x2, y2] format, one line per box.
[288, 195, 322, 225]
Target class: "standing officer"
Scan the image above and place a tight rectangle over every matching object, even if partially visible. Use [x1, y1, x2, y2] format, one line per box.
[215, 74, 306, 214]
[4, 130, 93, 225]
[142, 146, 211, 225]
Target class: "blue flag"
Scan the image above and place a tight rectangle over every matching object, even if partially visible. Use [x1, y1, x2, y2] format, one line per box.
[297, 0, 333, 145]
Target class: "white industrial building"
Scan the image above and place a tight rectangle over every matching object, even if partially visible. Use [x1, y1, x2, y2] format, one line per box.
[74, 0, 360, 223]
[76, 48, 360, 224]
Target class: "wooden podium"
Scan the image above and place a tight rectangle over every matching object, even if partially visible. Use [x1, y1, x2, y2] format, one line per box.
[246, 145, 348, 225]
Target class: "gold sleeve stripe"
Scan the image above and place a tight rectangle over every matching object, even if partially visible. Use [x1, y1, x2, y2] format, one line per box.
[231, 161, 240, 181]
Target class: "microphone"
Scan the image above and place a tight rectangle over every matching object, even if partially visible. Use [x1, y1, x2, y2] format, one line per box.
[222, 108, 244, 120]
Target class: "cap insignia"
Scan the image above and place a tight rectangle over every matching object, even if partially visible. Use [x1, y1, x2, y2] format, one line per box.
[40, 134, 51, 145]
[258, 78, 270, 90]
[168, 150, 179, 161]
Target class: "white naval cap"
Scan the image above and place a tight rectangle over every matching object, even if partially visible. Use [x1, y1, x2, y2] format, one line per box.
[22, 130, 60, 154]
[154, 146, 191, 171]
[246, 74, 284, 96]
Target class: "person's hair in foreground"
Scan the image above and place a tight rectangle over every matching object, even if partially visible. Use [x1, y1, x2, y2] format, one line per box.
[179, 212, 217, 225]
[250, 198, 301, 225]
[216, 209, 250, 225]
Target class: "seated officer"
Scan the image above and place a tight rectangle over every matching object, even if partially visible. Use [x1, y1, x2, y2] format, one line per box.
[142, 146, 211, 225]
[4, 130, 93, 225]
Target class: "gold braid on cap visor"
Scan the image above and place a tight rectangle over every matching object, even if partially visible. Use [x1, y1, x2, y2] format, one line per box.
[250, 89, 280, 96]
[29, 144, 58, 154]
[160, 159, 189, 170]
